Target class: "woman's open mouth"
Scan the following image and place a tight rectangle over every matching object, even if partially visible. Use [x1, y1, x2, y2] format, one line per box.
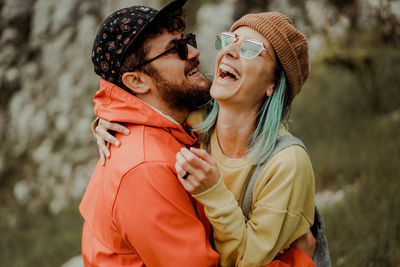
[218, 63, 240, 82]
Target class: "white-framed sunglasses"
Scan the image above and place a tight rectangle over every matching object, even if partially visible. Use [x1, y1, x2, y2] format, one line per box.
[215, 32, 267, 59]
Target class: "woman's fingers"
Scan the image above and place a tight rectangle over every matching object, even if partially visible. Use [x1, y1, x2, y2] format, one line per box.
[99, 119, 130, 135]
[96, 125, 121, 147]
[175, 148, 220, 195]
[99, 147, 105, 166]
[175, 155, 200, 194]
[180, 148, 211, 173]
[178, 149, 211, 182]
[96, 134, 111, 158]
[96, 119, 129, 147]
[176, 151, 199, 179]
[94, 118, 129, 164]
[174, 155, 188, 178]
[189, 147, 216, 166]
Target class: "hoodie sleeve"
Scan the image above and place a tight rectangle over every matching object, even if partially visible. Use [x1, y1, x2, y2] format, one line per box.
[113, 161, 219, 267]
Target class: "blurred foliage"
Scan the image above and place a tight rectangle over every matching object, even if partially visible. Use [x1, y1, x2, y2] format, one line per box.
[292, 28, 400, 188]
[233, 0, 271, 20]
[160, 0, 216, 33]
[290, 25, 400, 266]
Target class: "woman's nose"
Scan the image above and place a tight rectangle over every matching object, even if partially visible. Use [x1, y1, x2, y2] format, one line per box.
[223, 42, 240, 59]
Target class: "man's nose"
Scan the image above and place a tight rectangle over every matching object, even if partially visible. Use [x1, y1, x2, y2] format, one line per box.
[187, 44, 200, 60]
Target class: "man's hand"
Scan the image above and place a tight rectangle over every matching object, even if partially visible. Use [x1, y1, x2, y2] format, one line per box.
[95, 118, 129, 165]
[292, 230, 316, 260]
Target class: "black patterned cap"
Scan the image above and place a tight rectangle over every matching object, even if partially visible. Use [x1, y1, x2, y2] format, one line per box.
[91, 0, 187, 84]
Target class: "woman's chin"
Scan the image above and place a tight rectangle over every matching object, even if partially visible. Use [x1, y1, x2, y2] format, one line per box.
[210, 89, 231, 103]
[210, 81, 240, 102]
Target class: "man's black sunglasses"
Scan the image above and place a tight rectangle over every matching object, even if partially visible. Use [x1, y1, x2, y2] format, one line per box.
[135, 33, 197, 69]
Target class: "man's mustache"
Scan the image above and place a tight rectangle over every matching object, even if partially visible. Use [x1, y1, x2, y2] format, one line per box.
[184, 58, 200, 75]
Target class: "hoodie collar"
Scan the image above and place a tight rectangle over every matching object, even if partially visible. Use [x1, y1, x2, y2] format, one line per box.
[93, 79, 198, 146]
[140, 99, 180, 125]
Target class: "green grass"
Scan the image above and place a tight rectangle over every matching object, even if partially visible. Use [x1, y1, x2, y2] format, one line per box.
[0, 199, 83, 267]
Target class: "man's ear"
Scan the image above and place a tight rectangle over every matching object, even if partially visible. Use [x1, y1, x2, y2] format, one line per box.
[122, 71, 151, 94]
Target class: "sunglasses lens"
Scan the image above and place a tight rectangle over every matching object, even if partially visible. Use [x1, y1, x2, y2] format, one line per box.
[241, 40, 263, 59]
[215, 37, 222, 50]
[175, 34, 197, 60]
[176, 39, 188, 60]
[215, 33, 235, 50]
[186, 34, 197, 48]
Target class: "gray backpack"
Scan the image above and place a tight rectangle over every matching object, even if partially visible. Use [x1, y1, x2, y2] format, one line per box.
[240, 135, 331, 267]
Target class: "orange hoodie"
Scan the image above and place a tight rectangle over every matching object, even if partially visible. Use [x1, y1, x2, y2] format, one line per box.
[80, 79, 314, 267]
[80, 80, 219, 266]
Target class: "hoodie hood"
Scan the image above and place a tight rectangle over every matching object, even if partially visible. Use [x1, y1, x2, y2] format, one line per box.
[94, 79, 198, 146]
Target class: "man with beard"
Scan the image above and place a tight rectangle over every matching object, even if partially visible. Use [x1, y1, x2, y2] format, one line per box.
[79, 1, 219, 266]
[80, 1, 315, 266]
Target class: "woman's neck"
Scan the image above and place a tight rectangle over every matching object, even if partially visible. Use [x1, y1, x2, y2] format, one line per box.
[216, 104, 260, 158]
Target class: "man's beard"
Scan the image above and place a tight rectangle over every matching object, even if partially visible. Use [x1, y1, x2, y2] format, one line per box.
[150, 59, 212, 112]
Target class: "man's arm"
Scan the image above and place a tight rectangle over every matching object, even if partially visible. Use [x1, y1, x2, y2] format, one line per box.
[113, 161, 219, 266]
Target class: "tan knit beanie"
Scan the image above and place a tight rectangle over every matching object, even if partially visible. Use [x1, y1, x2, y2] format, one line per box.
[230, 12, 309, 100]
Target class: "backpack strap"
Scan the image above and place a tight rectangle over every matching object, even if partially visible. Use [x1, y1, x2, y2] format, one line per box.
[239, 135, 331, 267]
[312, 206, 332, 267]
[240, 135, 306, 221]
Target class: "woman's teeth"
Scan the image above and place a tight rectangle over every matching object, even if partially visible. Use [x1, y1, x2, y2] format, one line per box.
[218, 64, 239, 80]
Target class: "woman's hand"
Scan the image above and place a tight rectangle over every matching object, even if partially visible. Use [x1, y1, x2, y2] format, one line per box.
[175, 147, 221, 195]
[95, 118, 129, 165]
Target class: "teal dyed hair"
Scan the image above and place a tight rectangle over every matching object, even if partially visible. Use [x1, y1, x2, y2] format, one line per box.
[248, 73, 287, 164]
[195, 99, 219, 145]
[196, 73, 287, 165]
